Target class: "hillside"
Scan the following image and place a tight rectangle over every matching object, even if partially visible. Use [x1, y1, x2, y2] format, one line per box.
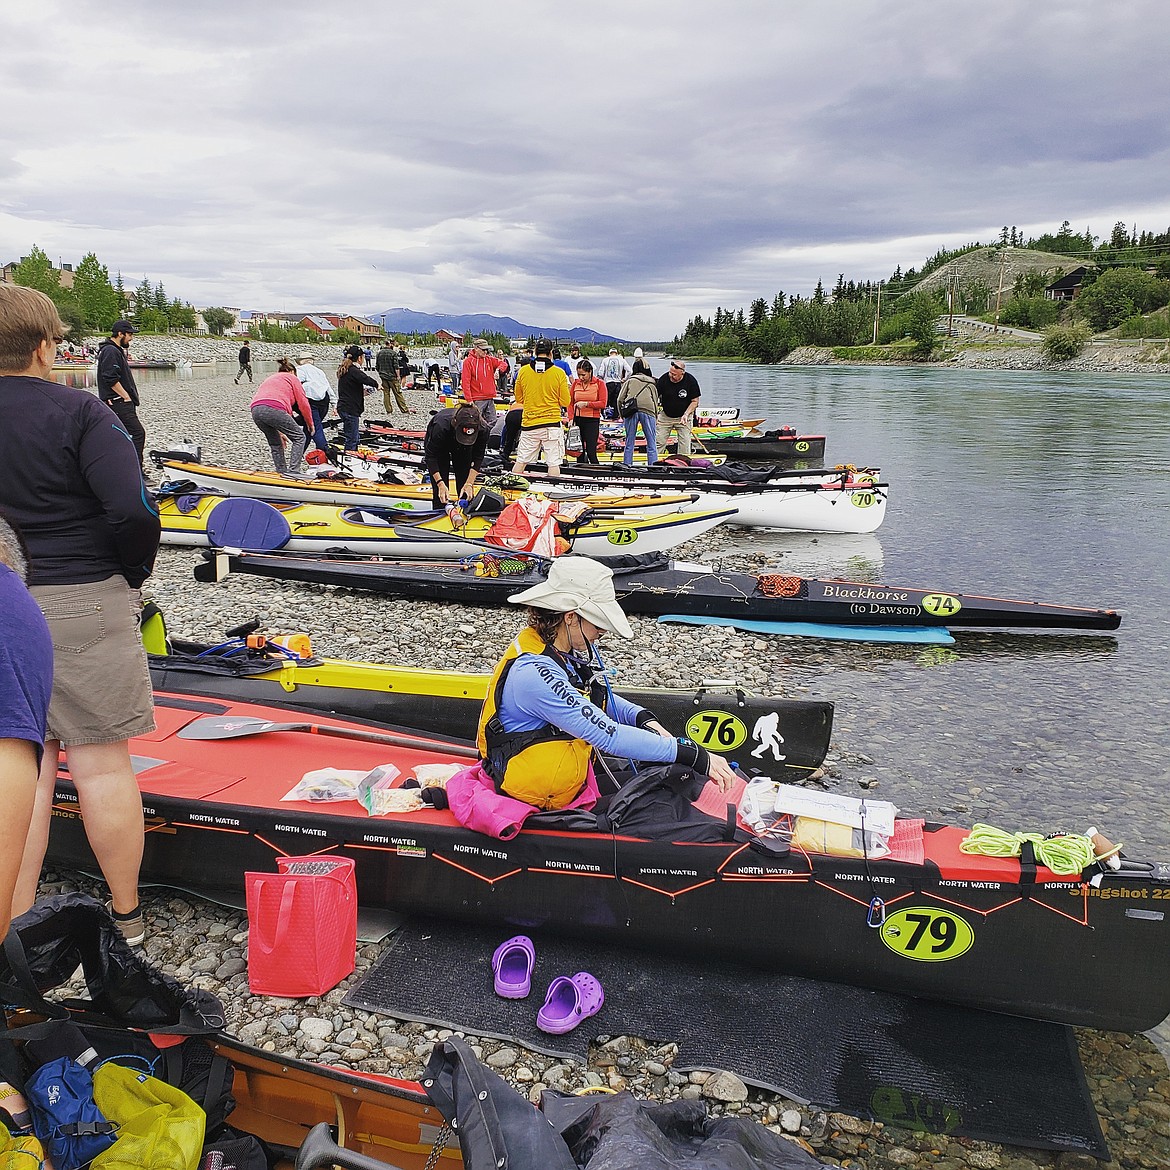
[368, 307, 628, 344]
[912, 247, 1088, 298]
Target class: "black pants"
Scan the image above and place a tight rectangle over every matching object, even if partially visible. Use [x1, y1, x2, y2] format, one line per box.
[605, 382, 621, 416]
[575, 416, 601, 463]
[501, 410, 523, 465]
[108, 399, 146, 471]
[428, 451, 474, 508]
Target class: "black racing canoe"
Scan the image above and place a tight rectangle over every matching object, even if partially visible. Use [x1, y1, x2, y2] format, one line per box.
[194, 550, 1123, 632]
[45, 689, 1170, 1032]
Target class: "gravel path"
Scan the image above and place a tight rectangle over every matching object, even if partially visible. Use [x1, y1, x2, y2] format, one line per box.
[39, 365, 1170, 1169]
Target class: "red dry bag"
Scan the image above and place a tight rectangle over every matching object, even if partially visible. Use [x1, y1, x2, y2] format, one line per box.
[245, 856, 357, 997]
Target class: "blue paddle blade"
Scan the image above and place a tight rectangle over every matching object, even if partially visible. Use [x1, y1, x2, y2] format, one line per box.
[656, 615, 955, 644]
[206, 497, 293, 551]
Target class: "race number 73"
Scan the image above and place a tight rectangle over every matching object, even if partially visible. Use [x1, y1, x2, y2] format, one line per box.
[880, 907, 973, 961]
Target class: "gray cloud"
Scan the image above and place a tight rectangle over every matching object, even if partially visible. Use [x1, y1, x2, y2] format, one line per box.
[2, 0, 1168, 337]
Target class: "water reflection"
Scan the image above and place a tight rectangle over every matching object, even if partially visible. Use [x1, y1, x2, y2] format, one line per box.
[705, 530, 885, 579]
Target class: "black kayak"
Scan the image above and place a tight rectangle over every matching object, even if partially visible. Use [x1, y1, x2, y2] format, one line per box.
[195, 550, 1123, 631]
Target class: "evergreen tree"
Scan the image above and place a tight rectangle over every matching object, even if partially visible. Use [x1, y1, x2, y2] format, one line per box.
[72, 252, 120, 332]
[12, 246, 59, 296]
[749, 297, 768, 328]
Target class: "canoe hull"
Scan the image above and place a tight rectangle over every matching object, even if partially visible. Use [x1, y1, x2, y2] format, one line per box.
[196, 553, 1123, 631]
[44, 691, 1170, 1031]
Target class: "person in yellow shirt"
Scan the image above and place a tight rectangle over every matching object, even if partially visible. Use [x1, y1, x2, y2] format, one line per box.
[512, 338, 571, 475]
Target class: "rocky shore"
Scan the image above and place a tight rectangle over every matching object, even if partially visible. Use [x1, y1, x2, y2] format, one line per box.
[784, 341, 1170, 375]
[40, 368, 1170, 1169]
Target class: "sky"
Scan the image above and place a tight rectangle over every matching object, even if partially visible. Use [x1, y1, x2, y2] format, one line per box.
[3, 0, 1168, 339]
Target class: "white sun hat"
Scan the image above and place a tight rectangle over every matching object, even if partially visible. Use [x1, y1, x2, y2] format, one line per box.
[508, 557, 633, 639]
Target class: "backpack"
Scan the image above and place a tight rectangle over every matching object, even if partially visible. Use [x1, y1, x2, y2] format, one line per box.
[25, 1057, 118, 1170]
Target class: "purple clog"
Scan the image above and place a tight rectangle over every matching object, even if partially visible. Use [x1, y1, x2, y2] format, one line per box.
[491, 935, 535, 999]
[536, 972, 604, 1034]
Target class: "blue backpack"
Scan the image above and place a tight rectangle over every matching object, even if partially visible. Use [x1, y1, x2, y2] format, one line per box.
[25, 1058, 117, 1170]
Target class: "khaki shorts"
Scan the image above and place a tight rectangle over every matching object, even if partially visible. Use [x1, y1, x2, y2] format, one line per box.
[30, 575, 156, 746]
[515, 425, 566, 467]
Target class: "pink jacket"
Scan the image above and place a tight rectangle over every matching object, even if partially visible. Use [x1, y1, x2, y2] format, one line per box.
[251, 372, 313, 422]
[460, 350, 509, 402]
[446, 761, 600, 840]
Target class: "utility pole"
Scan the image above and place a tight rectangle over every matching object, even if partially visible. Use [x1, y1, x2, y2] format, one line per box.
[948, 275, 956, 337]
[993, 246, 1010, 333]
[872, 283, 882, 344]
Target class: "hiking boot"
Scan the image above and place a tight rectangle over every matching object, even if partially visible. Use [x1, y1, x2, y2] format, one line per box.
[107, 902, 145, 948]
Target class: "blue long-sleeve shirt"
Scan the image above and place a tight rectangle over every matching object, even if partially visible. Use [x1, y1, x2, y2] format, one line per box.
[500, 652, 681, 766]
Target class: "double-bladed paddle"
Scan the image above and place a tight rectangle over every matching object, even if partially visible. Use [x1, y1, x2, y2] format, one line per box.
[177, 715, 478, 758]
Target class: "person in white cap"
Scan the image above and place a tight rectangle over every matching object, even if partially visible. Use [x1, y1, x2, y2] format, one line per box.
[295, 352, 336, 454]
[444, 557, 737, 836]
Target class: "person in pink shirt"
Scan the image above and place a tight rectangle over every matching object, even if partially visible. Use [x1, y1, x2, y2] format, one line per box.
[250, 357, 315, 476]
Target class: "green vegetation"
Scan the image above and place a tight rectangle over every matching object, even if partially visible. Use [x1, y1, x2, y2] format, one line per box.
[201, 307, 236, 336]
[671, 216, 1170, 364]
[10, 244, 198, 337]
[1041, 322, 1091, 361]
[1116, 307, 1170, 338]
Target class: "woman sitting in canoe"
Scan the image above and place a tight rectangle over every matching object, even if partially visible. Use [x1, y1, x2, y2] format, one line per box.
[445, 557, 737, 839]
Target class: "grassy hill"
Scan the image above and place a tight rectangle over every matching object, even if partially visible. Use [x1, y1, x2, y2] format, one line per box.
[912, 247, 1088, 298]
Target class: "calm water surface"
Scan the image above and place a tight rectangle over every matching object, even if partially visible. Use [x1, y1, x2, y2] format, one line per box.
[684, 361, 1170, 863]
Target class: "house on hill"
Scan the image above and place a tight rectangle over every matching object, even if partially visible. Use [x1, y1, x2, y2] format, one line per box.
[1045, 266, 1092, 302]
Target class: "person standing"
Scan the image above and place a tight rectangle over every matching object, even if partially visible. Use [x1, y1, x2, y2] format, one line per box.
[375, 340, 410, 414]
[599, 347, 632, 418]
[337, 344, 380, 453]
[250, 357, 315, 476]
[0, 285, 161, 945]
[363, 345, 374, 370]
[424, 403, 491, 509]
[295, 352, 336, 453]
[512, 338, 571, 475]
[460, 337, 509, 427]
[654, 358, 702, 458]
[617, 357, 659, 465]
[95, 319, 148, 478]
[0, 513, 52, 939]
[568, 358, 606, 464]
[396, 343, 411, 388]
[448, 339, 462, 393]
[234, 340, 253, 384]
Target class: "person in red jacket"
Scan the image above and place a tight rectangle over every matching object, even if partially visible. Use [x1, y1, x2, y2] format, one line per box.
[569, 358, 606, 464]
[460, 338, 510, 427]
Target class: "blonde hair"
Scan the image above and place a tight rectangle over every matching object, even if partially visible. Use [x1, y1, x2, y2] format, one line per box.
[0, 285, 65, 372]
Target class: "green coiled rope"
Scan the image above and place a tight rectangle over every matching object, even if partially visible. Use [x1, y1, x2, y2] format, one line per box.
[959, 823, 1097, 876]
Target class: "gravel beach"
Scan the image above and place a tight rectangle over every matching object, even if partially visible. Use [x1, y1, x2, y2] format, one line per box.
[40, 357, 1170, 1169]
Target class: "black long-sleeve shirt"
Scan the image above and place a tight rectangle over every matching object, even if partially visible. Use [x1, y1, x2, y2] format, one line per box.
[0, 376, 160, 586]
[95, 338, 140, 406]
[424, 408, 490, 475]
[336, 366, 379, 416]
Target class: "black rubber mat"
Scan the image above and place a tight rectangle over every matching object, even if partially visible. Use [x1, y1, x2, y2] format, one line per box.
[343, 917, 1107, 1159]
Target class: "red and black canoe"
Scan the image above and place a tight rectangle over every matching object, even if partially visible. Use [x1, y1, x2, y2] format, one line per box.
[46, 689, 1170, 1032]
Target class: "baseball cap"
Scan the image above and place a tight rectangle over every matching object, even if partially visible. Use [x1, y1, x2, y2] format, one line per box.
[453, 404, 482, 445]
[534, 337, 552, 355]
[111, 320, 136, 335]
[633, 347, 643, 358]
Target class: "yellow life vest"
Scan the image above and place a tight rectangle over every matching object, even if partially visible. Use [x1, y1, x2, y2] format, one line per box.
[477, 627, 606, 809]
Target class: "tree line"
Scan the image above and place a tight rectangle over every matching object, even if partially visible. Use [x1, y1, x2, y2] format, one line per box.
[8, 245, 199, 338]
[672, 220, 1170, 361]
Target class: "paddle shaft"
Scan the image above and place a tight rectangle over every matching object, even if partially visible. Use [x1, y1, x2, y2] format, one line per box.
[180, 715, 477, 758]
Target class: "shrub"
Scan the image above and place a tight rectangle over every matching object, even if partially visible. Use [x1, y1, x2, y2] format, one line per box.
[1042, 321, 1091, 361]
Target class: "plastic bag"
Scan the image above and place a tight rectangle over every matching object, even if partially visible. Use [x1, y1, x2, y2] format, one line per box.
[791, 816, 891, 859]
[355, 765, 414, 816]
[412, 762, 463, 788]
[280, 768, 368, 803]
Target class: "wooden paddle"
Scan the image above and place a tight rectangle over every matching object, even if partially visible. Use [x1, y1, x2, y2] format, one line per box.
[177, 715, 478, 758]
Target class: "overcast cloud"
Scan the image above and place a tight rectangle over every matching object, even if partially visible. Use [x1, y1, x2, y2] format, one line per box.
[3, 0, 1167, 337]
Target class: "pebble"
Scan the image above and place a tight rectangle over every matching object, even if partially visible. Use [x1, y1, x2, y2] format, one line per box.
[34, 364, 1169, 1170]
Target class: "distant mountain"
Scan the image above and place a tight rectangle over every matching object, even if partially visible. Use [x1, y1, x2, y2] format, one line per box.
[367, 308, 628, 345]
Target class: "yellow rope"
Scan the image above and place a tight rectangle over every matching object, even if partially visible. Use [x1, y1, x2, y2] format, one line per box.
[958, 823, 1099, 876]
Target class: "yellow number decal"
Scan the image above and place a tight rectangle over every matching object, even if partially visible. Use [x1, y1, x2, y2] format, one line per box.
[684, 711, 747, 750]
[850, 491, 876, 508]
[607, 529, 637, 545]
[794, 440, 810, 452]
[881, 908, 973, 962]
[921, 593, 961, 617]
